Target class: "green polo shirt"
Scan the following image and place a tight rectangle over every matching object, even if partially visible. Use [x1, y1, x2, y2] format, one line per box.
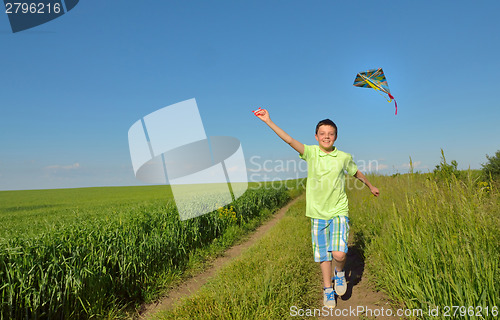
[299, 144, 358, 220]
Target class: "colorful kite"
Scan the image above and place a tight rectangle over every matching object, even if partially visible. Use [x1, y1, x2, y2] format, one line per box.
[353, 68, 397, 115]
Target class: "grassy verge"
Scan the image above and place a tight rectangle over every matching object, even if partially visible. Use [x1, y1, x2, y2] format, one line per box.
[153, 196, 320, 320]
[348, 172, 500, 320]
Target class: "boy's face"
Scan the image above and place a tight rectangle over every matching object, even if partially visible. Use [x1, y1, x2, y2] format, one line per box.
[315, 125, 337, 152]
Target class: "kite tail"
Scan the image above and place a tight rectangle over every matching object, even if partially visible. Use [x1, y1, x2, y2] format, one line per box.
[388, 93, 397, 115]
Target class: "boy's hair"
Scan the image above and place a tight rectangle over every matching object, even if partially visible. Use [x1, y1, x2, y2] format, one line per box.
[315, 119, 338, 135]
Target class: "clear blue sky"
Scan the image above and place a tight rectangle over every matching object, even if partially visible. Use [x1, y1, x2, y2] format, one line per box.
[1, 1, 499, 190]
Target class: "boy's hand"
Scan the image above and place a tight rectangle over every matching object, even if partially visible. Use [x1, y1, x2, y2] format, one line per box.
[370, 186, 380, 197]
[252, 107, 270, 123]
[252, 107, 304, 154]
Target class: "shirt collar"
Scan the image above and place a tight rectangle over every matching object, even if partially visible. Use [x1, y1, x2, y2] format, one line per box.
[318, 146, 338, 157]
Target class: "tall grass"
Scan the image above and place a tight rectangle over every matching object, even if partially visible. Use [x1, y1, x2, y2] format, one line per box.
[0, 183, 294, 319]
[348, 171, 499, 319]
[155, 197, 319, 320]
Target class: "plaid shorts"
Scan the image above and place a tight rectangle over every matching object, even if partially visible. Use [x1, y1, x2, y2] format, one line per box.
[310, 216, 349, 262]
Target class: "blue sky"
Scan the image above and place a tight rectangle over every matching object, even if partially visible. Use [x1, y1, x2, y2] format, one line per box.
[1, 0, 499, 190]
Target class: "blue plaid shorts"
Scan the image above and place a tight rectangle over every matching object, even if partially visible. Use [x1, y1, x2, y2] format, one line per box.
[310, 216, 349, 262]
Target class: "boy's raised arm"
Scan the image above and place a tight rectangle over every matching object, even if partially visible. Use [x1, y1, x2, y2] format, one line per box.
[253, 108, 304, 155]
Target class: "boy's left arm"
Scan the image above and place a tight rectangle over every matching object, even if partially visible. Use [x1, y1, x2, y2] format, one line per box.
[354, 170, 380, 197]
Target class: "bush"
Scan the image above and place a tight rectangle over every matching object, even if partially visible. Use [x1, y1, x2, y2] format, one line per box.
[433, 149, 461, 181]
[482, 150, 500, 180]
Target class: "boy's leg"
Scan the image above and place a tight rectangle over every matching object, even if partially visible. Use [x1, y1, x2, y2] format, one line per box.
[311, 219, 336, 308]
[332, 251, 346, 274]
[332, 251, 347, 295]
[320, 261, 332, 288]
[330, 216, 349, 296]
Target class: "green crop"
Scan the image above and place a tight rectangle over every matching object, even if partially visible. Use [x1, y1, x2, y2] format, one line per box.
[0, 182, 297, 319]
[349, 171, 499, 320]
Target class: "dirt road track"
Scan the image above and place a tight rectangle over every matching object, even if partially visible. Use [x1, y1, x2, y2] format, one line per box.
[138, 197, 301, 319]
[138, 196, 399, 319]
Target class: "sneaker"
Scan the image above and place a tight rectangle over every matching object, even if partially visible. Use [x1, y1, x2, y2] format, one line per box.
[323, 287, 336, 308]
[333, 270, 347, 296]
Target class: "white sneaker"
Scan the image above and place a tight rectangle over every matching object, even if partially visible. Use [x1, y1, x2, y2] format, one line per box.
[333, 270, 347, 296]
[323, 287, 336, 308]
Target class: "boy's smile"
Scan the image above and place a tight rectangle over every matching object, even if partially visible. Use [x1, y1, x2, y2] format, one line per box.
[315, 125, 337, 153]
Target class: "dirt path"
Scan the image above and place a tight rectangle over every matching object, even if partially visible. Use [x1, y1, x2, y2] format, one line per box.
[318, 238, 400, 320]
[138, 196, 398, 320]
[137, 197, 301, 319]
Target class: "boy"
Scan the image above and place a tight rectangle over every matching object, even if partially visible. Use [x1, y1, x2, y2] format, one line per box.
[254, 108, 379, 308]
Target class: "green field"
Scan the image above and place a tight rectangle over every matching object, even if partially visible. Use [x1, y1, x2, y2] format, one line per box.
[1, 170, 499, 320]
[0, 181, 303, 319]
[151, 171, 499, 320]
[0, 185, 173, 239]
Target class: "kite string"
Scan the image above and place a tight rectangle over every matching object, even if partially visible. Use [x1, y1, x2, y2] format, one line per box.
[376, 89, 390, 101]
